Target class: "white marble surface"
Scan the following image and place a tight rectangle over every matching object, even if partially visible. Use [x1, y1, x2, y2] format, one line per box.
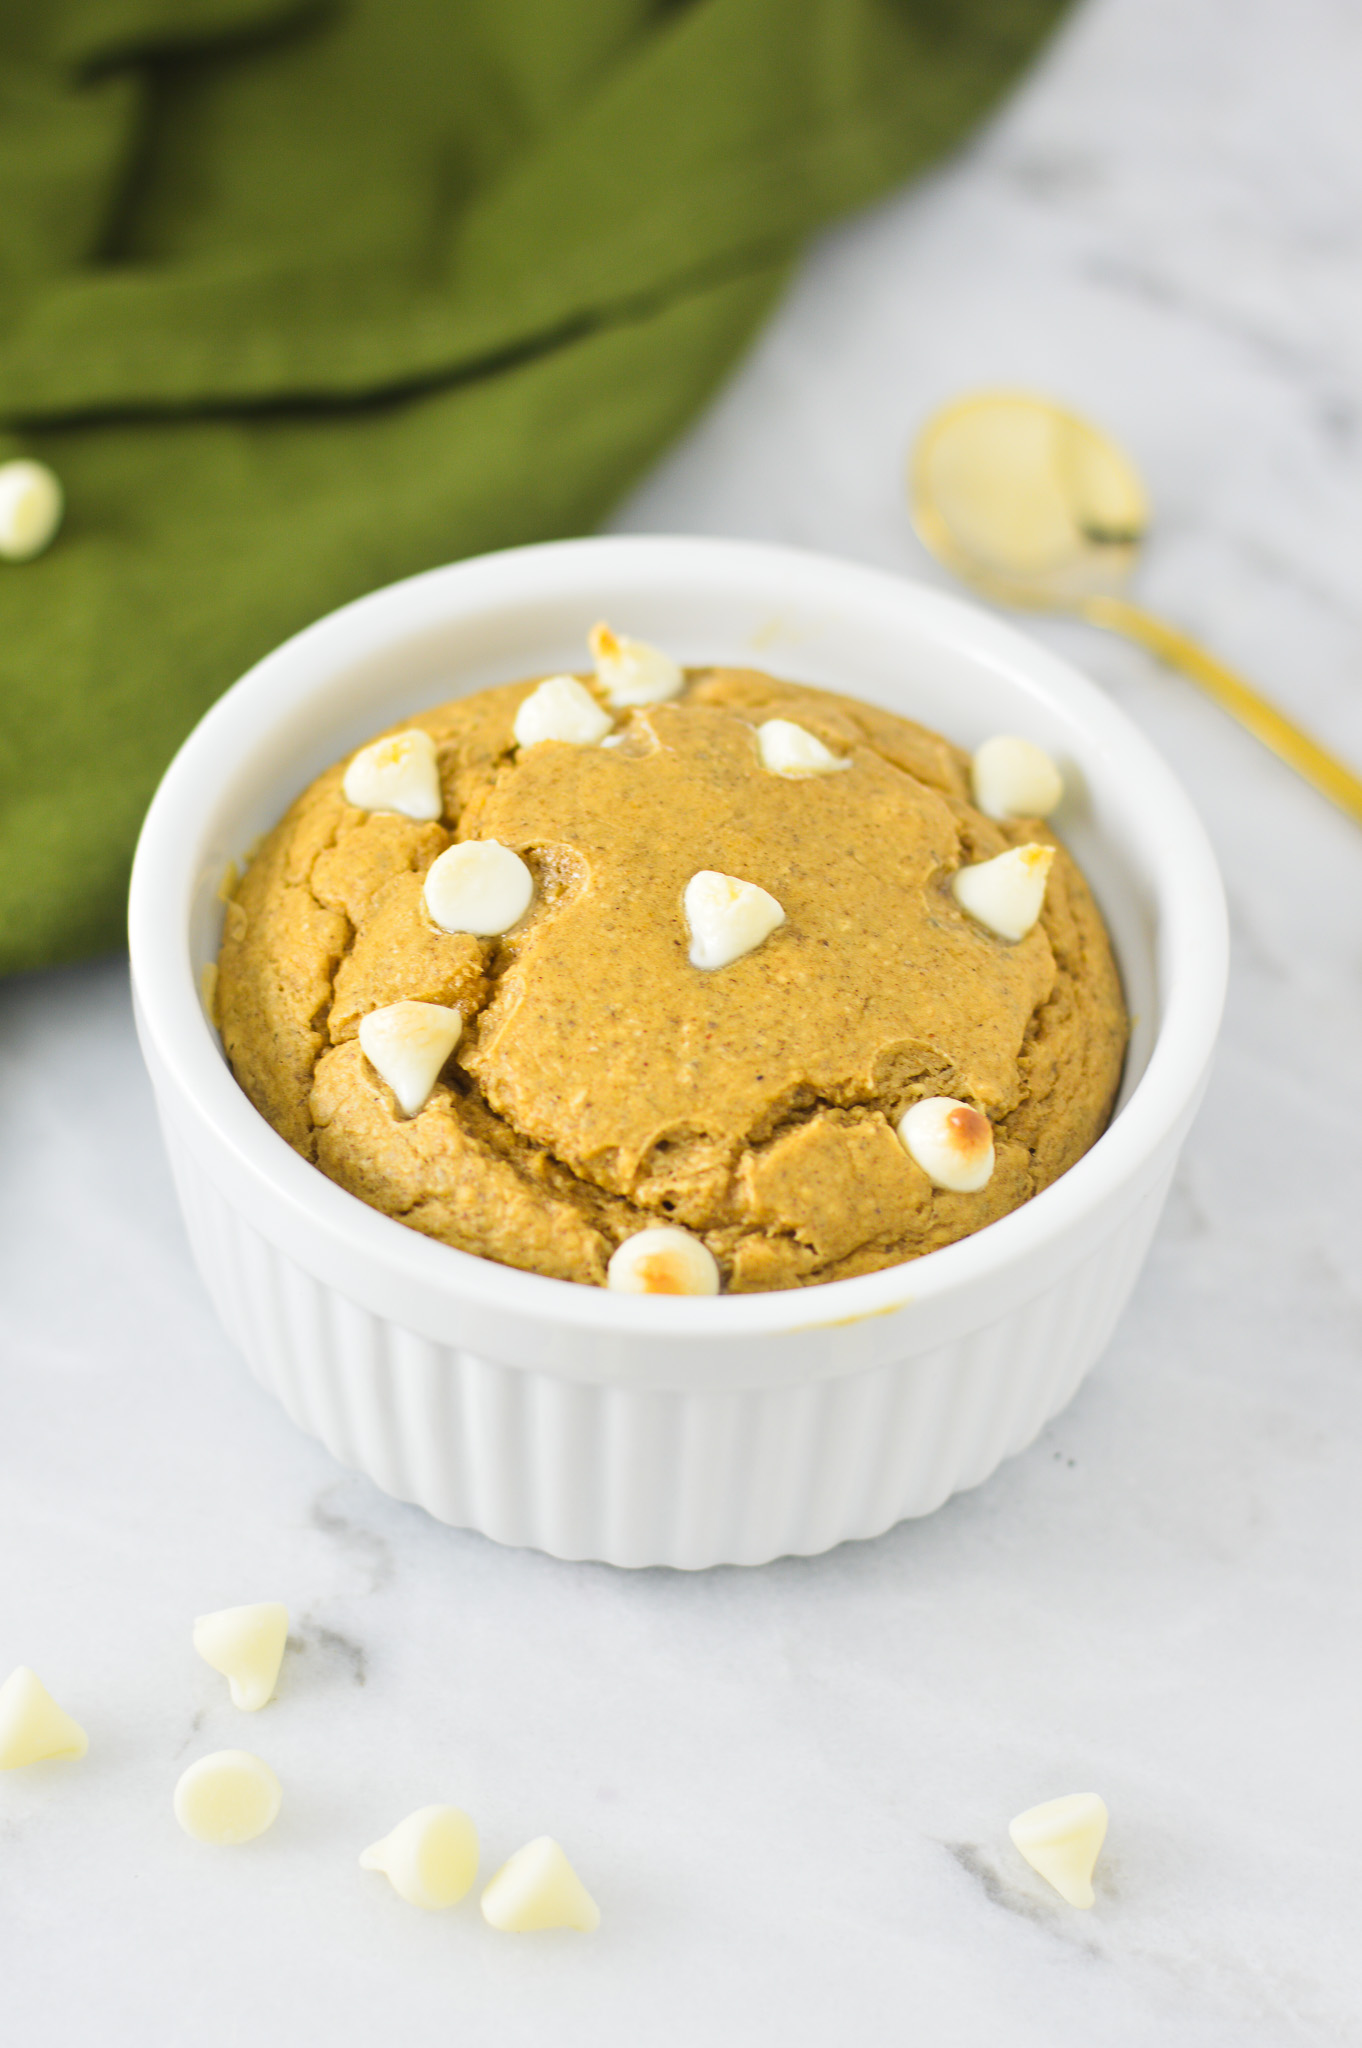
[5, 0, 1362, 2038]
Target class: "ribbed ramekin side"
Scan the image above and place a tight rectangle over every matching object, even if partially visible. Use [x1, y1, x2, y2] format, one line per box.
[155, 1107, 1175, 1568]
[1040, 1173, 1172, 1421]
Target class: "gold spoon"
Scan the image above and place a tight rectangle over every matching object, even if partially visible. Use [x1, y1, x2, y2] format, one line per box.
[910, 390, 1362, 827]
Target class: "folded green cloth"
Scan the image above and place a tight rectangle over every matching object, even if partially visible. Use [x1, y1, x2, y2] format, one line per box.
[0, 0, 1064, 975]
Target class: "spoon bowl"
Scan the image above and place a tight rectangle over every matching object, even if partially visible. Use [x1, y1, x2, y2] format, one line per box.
[910, 390, 1362, 828]
[911, 391, 1147, 606]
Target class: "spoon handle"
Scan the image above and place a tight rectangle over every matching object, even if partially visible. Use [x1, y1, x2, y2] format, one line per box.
[1080, 594, 1362, 827]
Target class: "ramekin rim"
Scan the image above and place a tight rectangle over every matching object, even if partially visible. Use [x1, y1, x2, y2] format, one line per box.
[129, 535, 1228, 1338]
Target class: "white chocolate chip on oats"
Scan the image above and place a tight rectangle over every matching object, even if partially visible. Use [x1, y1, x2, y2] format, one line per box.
[343, 729, 443, 822]
[971, 735, 1063, 820]
[359, 1001, 463, 1116]
[424, 841, 533, 936]
[200, 962, 219, 1029]
[589, 621, 684, 708]
[756, 718, 849, 778]
[952, 843, 1053, 941]
[514, 674, 613, 749]
[481, 1836, 600, 1933]
[0, 1666, 88, 1769]
[684, 869, 785, 970]
[897, 1097, 995, 1192]
[0, 460, 63, 562]
[360, 1805, 480, 1910]
[608, 1226, 720, 1296]
[1009, 1793, 1108, 1909]
[193, 1602, 289, 1713]
[174, 1750, 282, 1846]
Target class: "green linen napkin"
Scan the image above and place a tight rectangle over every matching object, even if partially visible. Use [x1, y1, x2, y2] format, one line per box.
[0, 0, 1065, 975]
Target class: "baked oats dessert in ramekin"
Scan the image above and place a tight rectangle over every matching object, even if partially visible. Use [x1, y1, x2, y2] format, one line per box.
[131, 539, 1224, 1564]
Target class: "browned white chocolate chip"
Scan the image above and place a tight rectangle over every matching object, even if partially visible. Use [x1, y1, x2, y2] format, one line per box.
[359, 1001, 463, 1116]
[1009, 1794, 1108, 1908]
[343, 729, 443, 822]
[589, 621, 683, 709]
[424, 841, 533, 936]
[514, 674, 613, 749]
[971, 735, 1063, 820]
[607, 1226, 720, 1296]
[0, 460, 63, 562]
[684, 870, 785, 970]
[952, 844, 1053, 941]
[757, 718, 849, 778]
[897, 1097, 995, 1192]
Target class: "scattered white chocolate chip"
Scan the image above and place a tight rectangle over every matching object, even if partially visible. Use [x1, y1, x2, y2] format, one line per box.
[192, 1602, 289, 1713]
[756, 718, 849, 778]
[684, 869, 785, 970]
[216, 860, 240, 904]
[360, 1805, 480, 1910]
[358, 1001, 463, 1117]
[0, 459, 63, 562]
[514, 674, 613, 749]
[952, 843, 1054, 941]
[174, 1750, 282, 1846]
[342, 728, 443, 822]
[971, 735, 1063, 820]
[0, 1667, 88, 1769]
[1009, 1793, 1108, 1909]
[481, 1836, 600, 1933]
[589, 621, 684, 708]
[424, 840, 533, 936]
[607, 1225, 720, 1296]
[200, 961, 219, 1029]
[897, 1097, 995, 1192]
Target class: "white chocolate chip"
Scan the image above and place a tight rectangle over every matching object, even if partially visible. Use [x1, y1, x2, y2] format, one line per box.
[952, 843, 1054, 941]
[424, 841, 533, 936]
[971, 735, 1063, 820]
[684, 869, 785, 970]
[607, 1225, 720, 1296]
[360, 1805, 480, 1910]
[589, 620, 684, 708]
[358, 1001, 463, 1116]
[0, 460, 63, 562]
[192, 1602, 289, 1713]
[756, 718, 849, 778]
[1009, 1793, 1108, 1909]
[174, 1750, 282, 1845]
[0, 1666, 88, 1770]
[514, 674, 613, 749]
[343, 729, 443, 821]
[897, 1097, 995, 1192]
[200, 961, 219, 1029]
[481, 1836, 600, 1933]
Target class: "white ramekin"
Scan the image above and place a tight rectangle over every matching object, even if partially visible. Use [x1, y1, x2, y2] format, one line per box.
[129, 537, 1226, 1569]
